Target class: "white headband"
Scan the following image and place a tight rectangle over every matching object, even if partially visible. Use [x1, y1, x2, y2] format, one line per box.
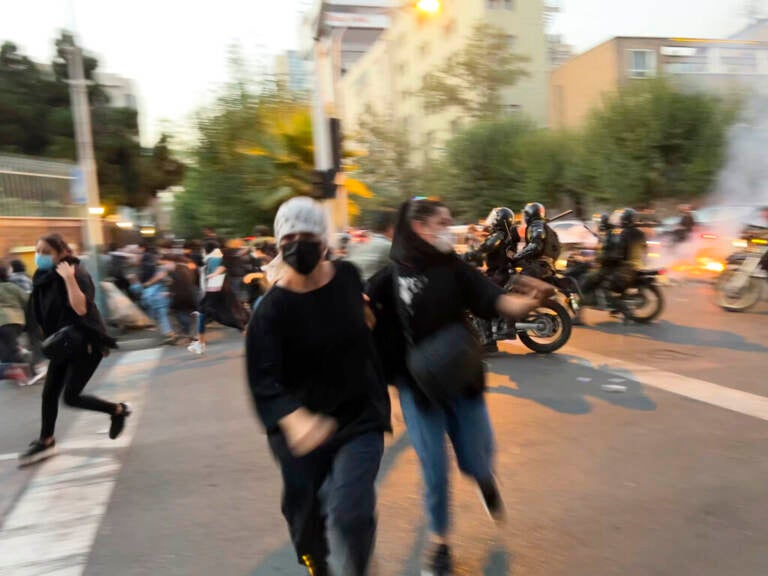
[273, 196, 328, 244]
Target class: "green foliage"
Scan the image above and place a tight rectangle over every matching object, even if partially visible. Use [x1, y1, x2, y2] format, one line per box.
[172, 80, 315, 238]
[431, 79, 736, 222]
[420, 22, 529, 120]
[0, 34, 185, 208]
[440, 117, 535, 221]
[582, 78, 736, 206]
[354, 107, 419, 209]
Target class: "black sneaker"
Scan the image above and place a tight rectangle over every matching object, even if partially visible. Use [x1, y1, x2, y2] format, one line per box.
[422, 543, 452, 576]
[18, 439, 56, 468]
[109, 403, 132, 440]
[478, 476, 506, 523]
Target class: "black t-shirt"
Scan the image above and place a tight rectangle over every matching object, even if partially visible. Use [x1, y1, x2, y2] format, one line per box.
[367, 258, 503, 392]
[246, 261, 391, 441]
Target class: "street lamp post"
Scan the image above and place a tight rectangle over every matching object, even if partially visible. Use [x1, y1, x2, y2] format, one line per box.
[64, 42, 106, 313]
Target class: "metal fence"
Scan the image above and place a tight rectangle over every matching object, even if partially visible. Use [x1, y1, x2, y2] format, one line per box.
[0, 154, 84, 219]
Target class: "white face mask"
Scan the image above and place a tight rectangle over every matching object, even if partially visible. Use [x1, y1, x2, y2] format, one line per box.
[432, 229, 454, 254]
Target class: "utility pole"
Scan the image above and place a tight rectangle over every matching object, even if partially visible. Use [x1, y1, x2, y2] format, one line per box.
[64, 42, 106, 312]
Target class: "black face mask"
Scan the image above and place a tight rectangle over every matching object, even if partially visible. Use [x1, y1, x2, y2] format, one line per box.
[282, 240, 323, 275]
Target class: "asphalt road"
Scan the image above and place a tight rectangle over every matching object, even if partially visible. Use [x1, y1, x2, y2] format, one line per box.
[0, 283, 766, 576]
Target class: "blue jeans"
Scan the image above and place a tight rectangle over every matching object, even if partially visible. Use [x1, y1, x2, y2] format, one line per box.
[269, 430, 384, 574]
[132, 284, 173, 336]
[398, 383, 496, 536]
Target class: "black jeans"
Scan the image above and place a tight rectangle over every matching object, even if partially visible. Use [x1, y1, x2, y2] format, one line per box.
[41, 344, 116, 439]
[268, 430, 384, 576]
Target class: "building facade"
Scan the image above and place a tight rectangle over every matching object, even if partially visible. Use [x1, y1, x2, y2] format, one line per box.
[550, 36, 768, 129]
[275, 50, 312, 93]
[340, 0, 552, 161]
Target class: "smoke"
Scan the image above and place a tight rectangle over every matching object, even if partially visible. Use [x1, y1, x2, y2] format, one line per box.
[710, 94, 768, 210]
[651, 94, 768, 276]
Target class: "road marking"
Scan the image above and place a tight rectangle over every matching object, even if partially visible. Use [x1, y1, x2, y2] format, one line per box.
[0, 348, 162, 576]
[567, 347, 768, 422]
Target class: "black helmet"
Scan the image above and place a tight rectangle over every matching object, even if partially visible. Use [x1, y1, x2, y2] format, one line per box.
[598, 213, 611, 232]
[523, 202, 545, 225]
[491, 207, 515, 233]
[620, 208, 638, 228]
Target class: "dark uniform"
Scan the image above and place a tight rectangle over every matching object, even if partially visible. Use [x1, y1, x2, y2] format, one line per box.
[466, 207, 520, 287]
[513, 203, 560, 280]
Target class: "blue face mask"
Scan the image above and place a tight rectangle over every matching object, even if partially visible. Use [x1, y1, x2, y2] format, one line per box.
[35, 253, 55, 271]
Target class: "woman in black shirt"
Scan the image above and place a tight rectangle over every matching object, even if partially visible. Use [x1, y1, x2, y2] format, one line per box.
[367, 199, 544, 576]
[246, 197, 390, 576]
[19, 234, 130, 467]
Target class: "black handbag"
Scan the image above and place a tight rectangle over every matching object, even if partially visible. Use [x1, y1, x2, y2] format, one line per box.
[394, 268, 483, 407]
[41, 325, 86, 361]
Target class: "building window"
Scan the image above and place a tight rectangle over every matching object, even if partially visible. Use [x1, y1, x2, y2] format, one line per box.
[399, 61, 408, 75]
[444, 19, 456, 36]
[420, 42, 431, 58]
[627, 49, 657, 78]
[506, 35, 517, 50]
[487, 0, 500, 9]
[504, 0, 514, 9]
[504, 104, 522, 115]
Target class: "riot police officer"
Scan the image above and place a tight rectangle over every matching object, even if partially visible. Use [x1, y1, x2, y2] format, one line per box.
[511, 202, 561, 279]
[611, 208, 647, 292]
[465, 207, 520, 286]
[573, 213, 618, 323]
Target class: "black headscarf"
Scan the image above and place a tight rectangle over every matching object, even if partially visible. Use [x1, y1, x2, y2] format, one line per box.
[389, 200, 456, 271]
[30, 255, 117, 350]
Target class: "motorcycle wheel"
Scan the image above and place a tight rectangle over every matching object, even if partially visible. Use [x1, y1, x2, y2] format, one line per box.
[624, 284, 664, 323]
[715, 272, 762, 312]
[518, 300, 572, 354]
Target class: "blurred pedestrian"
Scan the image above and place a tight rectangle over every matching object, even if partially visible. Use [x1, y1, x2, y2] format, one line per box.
[223, 238, 250, 304]
[130, 245, 176, 344]
[18, 234, 128, 467]
[184, 239, 205, 271]
[246, 197, 390, 576]
[9, 259, 33, 293]
[0, 262, 30, 384]
[187, 240, 247, 355]
[366, 198, 547, 576]
[347, 210, 396, 282]
[167, 254, 198, 340]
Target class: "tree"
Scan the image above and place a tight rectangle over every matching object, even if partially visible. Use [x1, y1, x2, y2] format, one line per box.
[0, 34, 185, 208]
[353, 107, 419, 208]
[420, 22, 529, 120]
[440, 117, 535, 221]
[173, 79, 322, 237]
[582, 78, 737, 206]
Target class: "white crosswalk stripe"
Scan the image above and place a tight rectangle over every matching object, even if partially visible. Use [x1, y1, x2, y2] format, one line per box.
[566, 347, 768, 422]
[0, 349, 162, 576]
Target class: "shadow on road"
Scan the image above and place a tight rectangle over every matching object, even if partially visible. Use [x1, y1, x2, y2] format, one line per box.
[486, 353, 657, 415]
[584, 320, 768, 353]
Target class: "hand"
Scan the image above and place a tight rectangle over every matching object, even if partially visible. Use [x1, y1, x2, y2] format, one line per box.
[56, 261, 76, 281]
[363, 294, 376, 330]
[279, 407, 337, 457]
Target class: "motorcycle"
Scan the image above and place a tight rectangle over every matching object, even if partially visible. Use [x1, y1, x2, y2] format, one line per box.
[562, 255, 665, 324]
[470, 270, 573, 354]
[715, 233, 768, 312]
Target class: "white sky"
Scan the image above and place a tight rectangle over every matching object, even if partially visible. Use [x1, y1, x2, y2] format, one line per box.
[0, 0, 754, 148]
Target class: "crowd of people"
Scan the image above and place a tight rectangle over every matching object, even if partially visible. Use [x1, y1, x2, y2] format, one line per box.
[1, 194, 671, 576]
